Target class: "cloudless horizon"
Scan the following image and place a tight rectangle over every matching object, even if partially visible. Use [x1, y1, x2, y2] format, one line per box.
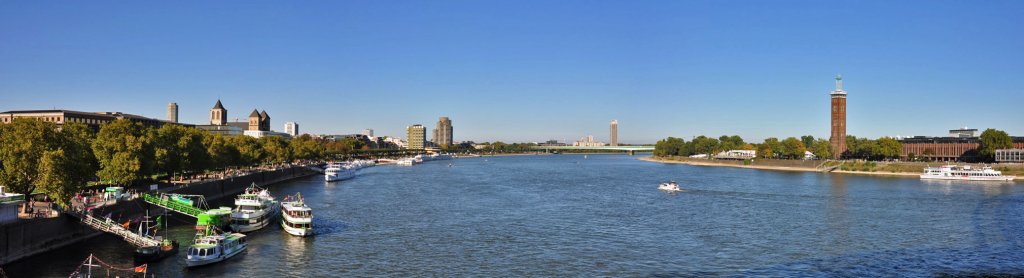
[1, 1, 1021, 144]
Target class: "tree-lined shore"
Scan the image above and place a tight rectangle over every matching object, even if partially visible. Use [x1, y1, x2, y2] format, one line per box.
[654, 129, 1013, 162]
[0, 118, 342, 209]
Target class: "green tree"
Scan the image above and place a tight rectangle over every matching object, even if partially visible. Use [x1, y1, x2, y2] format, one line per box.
[691, 136, 719, 156]
[260, 136, 292, 163]
[0, 118, 60, 208]
[154, 124, 187, 177]
[801, 135, 816, 149]
[763, 138, 782, 158]
[290, 134, 324, 160]
[717, 135, 745, 152]
[979, 128, 1012, 162]
[92, 119, 156, 185]
[781, 137, 807, 159]
[874, 137, 902, 160]
[40, 123, 98, 208]
[758, 144, 773, 159]
[654, 137, 686, 157]
[182, 128, 212, 173]
[205, 134, 239, 169]
[812, 139, 832, 160]
[230, 135, 264, 166]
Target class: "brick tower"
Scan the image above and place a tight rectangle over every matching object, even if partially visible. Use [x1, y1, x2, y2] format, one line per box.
[829, 74, 847, 159]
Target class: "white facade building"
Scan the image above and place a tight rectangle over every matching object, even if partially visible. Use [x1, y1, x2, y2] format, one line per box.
[244, 130, 291, 139]
[384, 136, 406, 149]
[714, 150, 756, 160]
[573, 135, 607, 147]
[284, 122, 299, 137]
[363, 129, 374, 137]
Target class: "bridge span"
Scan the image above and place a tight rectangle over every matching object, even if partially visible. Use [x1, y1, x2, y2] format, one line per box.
[529, 146, 654, 155]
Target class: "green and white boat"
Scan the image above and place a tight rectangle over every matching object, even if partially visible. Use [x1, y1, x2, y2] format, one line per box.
[185, 231, 247, 267]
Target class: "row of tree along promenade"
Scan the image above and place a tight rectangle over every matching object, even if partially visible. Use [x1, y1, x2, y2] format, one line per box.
[648, 129, 1022, 177]
[0, 118, 431, 213]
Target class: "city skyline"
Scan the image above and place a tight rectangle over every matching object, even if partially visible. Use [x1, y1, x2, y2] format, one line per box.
[2, 1, 1022, 143]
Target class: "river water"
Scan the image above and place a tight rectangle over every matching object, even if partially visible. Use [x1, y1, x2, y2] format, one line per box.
[7, 154, 1024, 277]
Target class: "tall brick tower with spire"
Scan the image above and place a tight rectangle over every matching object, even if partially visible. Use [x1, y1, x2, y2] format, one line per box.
[830, 74, 847, 159]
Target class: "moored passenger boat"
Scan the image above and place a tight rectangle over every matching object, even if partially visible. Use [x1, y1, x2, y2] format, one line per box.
[185, 232, 247, 267]
[325, 162, 356, 181]
[920, 165, 1016, 181]
[229, 184, 279, 233]
[281, 193, 313, 237]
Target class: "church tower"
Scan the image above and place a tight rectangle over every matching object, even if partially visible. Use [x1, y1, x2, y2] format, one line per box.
[830, 74, 847, 159]
[248, 109, 262, 131]
[259, 110, 270, 131]
[210, 100, 227, 125]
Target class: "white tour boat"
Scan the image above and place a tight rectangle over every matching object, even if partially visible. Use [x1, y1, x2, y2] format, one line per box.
[397, 159, 416, 166]
[229, 184, 279, 233]
[325, 162, 356, 182]
[659, 181, 683, 192]
[185, 232, 247, 267]
[920, 165, 1016, 181]
[281, 193, 314, 237]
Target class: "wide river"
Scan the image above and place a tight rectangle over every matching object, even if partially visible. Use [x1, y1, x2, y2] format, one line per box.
[8, 154, 1024, 277]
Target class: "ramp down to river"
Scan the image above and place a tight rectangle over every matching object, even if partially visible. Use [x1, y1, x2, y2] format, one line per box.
[66, 211, 160, 248]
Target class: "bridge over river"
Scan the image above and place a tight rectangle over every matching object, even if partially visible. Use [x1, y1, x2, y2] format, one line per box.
[529, 145, 654, 155]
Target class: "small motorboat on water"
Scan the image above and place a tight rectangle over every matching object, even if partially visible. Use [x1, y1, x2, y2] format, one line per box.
[659, 181, 683, 192]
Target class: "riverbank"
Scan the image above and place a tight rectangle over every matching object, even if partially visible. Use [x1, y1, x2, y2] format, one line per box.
[639, 156, 824, 173]
[640, 156, 1024, 179]
[639, 156, 926, 178]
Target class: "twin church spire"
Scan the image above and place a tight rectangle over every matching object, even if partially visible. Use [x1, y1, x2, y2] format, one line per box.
[209, 99, 270, 131]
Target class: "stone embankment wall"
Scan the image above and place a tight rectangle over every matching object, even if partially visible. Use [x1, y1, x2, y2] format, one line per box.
[0, 199, 144, 265]
[0, 166, 316, 265]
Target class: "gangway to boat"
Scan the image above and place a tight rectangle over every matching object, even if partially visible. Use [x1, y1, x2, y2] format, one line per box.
[142, 193, 209, 219]
[67, 211, 161, 248]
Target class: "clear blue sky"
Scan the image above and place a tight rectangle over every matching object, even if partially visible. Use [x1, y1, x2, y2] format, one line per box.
[1, 1, 1021, 144]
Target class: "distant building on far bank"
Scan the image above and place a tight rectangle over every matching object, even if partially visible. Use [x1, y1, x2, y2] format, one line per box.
[363, 128, 374, 137]
[539, 140, 568, 147]
[407, 124, 426, 150]
[0, 109, 176, 131]
[432, 117, 453, 147]
[285, 122, 299, 137]
[167, 102, 178, 123]
[610, 120, 618, 146]
[573, 135, 607, 147]
[996, 149, 1024, 162]
[949, 127, 978, 138]
[900, 128, 1024, 162]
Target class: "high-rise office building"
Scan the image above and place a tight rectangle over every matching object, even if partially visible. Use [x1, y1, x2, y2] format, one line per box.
[609, 119, 618, 146]
[285, 122, 299, 136]
[167, 102, 178, 123]
[432, 117, 453, 147]
[363, 128, 374, 137]
[830, 74, 847, 159]
[407, 124, 426, 150]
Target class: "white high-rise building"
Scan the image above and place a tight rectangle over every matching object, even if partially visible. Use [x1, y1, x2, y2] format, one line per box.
[609, 119, 618, 146]
[363, 128, 374, 137]
[284, 122, 299, 137]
